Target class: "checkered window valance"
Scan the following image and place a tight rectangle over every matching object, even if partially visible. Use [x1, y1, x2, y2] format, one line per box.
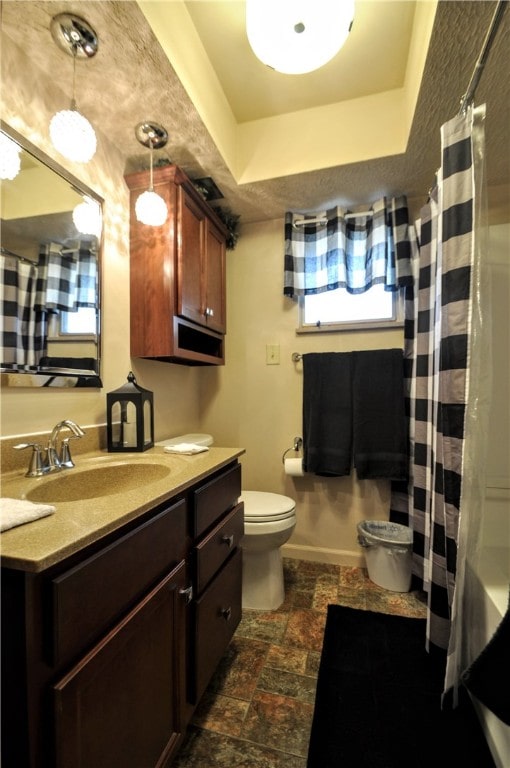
[283, 196, 413, 298]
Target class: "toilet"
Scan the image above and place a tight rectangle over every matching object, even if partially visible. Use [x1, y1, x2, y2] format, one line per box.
[240, 491, 296, 611]
[155, 433, 296, 611]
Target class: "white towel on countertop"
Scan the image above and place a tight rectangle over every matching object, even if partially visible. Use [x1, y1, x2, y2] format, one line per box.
[163, 443, 209, 455]
[0, 498, 56, 532]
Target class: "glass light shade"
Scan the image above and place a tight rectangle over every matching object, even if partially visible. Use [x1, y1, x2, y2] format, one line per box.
[246, 0, 355, 75]
[49, 108, 97, 163]
[135, 190, 168, 227]
[0, 132, 21, 180]
[73, 197, 102, 237]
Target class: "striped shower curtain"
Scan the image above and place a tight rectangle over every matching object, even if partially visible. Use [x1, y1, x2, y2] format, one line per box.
[0, 253, 47, 367]
[390, 105, 488, 691]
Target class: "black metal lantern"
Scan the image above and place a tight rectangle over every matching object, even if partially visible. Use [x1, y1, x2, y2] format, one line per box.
[106, 371, 154, 452]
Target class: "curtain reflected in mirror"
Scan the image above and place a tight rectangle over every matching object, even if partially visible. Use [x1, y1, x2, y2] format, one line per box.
[0, 122, 102, 387]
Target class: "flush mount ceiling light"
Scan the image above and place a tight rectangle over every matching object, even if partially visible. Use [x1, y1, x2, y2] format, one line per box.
[0, 132, 21, 180]
[246, 0, 355, 75]
[134, 122, 169, 227]
[49, 13, 98, 163]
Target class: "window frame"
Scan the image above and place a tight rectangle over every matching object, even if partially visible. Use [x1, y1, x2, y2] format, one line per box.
[47, 306, 98, 342]
[297, 286, 405, 334]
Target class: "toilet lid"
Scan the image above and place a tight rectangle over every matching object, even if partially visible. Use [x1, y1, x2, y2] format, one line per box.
[241, 491, 296, 522]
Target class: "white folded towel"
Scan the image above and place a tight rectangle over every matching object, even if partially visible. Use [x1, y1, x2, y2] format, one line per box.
[0, 498, 56, 532]
[164, 443, 209, 455]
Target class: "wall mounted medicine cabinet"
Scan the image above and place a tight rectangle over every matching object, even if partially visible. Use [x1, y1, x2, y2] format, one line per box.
[125, 165, 229, 366]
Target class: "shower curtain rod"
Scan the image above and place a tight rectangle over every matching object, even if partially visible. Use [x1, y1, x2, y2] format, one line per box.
[458, 0, 507, 114]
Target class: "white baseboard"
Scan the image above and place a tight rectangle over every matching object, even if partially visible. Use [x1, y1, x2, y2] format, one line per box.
[282, 543, 365, 568]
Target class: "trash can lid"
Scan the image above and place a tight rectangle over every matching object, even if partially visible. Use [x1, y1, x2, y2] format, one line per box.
[357, 520, 413, 546]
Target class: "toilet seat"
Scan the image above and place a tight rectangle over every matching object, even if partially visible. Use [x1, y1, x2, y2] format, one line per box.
[241, 491, 296, 523]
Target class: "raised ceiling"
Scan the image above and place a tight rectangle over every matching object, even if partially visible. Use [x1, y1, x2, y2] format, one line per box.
[183, 1, 416, 123]
[2, 1, 509, 223]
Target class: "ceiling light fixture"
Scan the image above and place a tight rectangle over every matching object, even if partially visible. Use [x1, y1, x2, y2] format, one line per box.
[246, 0, 355, 75]
[73, 197, 102, 238]
[49, 13, 98, 163]
[0, 132, 22, 180]
[134, 122, 169, 227]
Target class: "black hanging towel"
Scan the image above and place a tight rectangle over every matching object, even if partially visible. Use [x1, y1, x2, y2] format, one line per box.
[352, 349, 408, 480]
[302, 352, 353, 476]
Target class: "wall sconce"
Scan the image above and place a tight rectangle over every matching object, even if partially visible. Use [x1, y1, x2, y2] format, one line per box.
[73, 196, 102, 237]
[0, 132, 21, 180]
[134, 122, 169, 227]
[49, 13, 98, 163]
[246, 0, 355, 75]
[107, 372, 154, 453]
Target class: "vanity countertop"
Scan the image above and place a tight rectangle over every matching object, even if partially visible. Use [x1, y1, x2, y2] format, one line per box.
[0, 446, 245, 573]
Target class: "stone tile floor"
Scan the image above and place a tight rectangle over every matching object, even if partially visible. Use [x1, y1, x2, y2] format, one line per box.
[173, 559, 427, 767]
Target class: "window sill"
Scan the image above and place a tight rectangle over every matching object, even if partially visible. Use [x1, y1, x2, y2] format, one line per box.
[296, 320, 405, 334]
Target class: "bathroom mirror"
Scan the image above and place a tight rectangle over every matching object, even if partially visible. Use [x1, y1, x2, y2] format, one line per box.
[0, 122, 103, 387]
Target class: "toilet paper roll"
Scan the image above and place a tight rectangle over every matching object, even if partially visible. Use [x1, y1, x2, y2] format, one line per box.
[284, 457, 304, 477]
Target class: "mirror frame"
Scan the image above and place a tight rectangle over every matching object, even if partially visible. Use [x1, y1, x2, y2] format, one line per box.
[0, 121, 103, 388]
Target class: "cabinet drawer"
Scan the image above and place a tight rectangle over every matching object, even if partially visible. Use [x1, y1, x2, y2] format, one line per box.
[192, 462, 241, 537]
[194, 503, 244, 595]
[192, 547, 242, 704]
[50, 499, 187, 665]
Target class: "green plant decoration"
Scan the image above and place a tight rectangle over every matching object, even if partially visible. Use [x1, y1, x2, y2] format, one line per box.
[213, 206, 241, 251]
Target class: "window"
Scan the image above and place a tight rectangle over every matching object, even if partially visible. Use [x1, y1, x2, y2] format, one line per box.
[298, 284, 404, 333]
[60, 307, 97, 335]
[48, 307, 97, 339]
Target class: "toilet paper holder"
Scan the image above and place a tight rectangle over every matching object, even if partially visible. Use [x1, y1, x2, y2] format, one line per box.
[282, 436, 303, 463]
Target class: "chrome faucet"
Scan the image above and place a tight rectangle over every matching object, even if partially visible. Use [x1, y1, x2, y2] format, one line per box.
[47, 420, 85, 472]
[14, 420, 85, 477]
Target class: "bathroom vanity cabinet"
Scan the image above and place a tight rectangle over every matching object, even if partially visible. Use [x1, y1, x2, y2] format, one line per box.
[125, 165, 228, 366]
[1, 459, 243, 768]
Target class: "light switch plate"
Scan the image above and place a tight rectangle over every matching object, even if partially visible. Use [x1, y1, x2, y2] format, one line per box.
[266, 344, 280, 365]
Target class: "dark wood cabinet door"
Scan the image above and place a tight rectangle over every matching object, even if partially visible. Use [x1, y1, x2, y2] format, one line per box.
[53, 560, 188, 768]
[204, 220, 226, 334]
[177, 187, 206, 328]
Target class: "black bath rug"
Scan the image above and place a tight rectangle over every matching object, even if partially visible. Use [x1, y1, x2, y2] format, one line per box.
[307, 605, 496, 768]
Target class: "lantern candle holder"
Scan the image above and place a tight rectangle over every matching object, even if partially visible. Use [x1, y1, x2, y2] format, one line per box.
[106, 371, 154, 452]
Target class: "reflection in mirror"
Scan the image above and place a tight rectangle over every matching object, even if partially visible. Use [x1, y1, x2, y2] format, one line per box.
[0, 122, 103, 388]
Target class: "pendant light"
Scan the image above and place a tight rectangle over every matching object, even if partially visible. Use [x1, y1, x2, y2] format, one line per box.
[246, 0, 355, 75]
[49, 13, 98, 163]
[73, 196, 102, 238]
[134, 122, 169, 227]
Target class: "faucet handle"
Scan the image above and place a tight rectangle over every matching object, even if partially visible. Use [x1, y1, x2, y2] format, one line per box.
[60, 437, 79, 468]
[14, 443, 48, 477]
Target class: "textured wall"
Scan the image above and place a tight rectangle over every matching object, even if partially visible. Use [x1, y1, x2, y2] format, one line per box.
[1, 32, 201, 440]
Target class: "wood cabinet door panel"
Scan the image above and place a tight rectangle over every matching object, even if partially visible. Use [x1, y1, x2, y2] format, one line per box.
[53, 561, 187, 768]
[177, 188, 206, 327]
[204, 221, 226, 334]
